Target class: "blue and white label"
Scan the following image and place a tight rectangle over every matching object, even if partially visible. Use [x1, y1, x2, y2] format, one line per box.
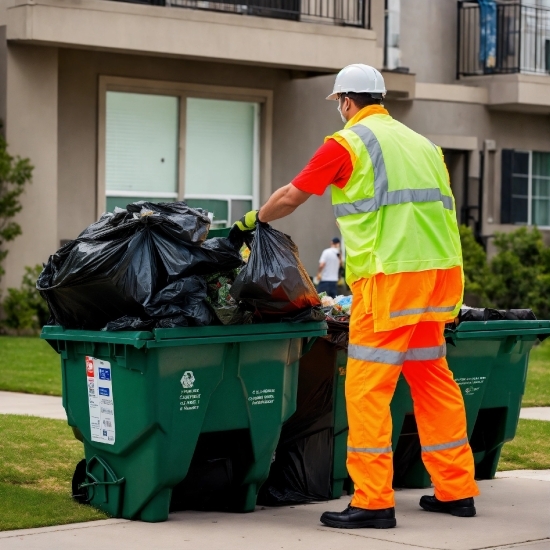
[98, 368, 111, 381]
[86, 356, 116, 445]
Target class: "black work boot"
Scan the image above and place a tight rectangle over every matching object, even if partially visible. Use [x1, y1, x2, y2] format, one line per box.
[320, 505, 396, 529]
[419, 495, 476, 517]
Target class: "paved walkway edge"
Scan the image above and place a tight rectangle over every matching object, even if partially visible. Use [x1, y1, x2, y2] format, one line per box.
[0, 519, 129, 539]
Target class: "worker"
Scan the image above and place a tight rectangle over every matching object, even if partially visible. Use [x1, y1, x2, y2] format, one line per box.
[233, 63, 479, 529]
[316, 237, 342, 298]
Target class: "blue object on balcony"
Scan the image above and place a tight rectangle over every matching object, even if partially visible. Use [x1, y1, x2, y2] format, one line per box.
[478, 0, 496, 69]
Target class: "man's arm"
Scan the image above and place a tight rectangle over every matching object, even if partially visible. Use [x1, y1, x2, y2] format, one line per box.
[258, 184, 312, 223]
[317, 261, 326, 280]
[235, 139, 352, 229]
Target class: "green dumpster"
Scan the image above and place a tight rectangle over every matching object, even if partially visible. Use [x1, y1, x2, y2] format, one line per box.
[316, 319, 550, 497]
[42, 321, 326, 522]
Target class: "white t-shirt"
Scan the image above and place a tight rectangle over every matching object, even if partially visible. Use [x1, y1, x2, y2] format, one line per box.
[319, 248, 340, 282]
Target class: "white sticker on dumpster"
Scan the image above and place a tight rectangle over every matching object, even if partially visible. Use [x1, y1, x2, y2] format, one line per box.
[86, 356, 116, 445]
[179, 371, 201, 411]
[455, 376, 487, 397]
[248, 389, 276, 406]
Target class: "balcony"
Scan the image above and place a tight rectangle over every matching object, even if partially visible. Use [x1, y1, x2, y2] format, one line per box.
[456, 1, 550, 114]
[457, 1, 550, 76]
[6, 0, 380, 73]
[110, 0, 370, 27]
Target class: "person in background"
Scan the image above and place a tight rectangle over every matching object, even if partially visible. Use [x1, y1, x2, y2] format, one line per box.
[317, 238, 342, 298]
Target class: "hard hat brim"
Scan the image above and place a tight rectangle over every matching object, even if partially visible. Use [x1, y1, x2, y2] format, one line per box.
[326, 92, 339, 100]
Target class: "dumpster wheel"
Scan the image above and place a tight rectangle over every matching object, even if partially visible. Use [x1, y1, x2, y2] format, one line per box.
[72, 459, 90, 504]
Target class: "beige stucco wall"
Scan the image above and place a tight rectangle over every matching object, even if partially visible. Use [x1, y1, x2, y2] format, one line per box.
[400, 0, 458, 84]
[2, 44, 58, 291]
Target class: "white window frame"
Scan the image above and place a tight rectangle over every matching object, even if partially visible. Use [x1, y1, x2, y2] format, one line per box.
[97, 76, 273, 220]
[512, 149, 550, 229]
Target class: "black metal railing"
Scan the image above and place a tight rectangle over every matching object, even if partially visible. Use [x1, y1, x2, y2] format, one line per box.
[457, 1, 550, 77]
[111, 0, 370, 27]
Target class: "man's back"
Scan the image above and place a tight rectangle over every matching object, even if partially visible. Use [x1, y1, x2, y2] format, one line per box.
[319, 247, 340, 282]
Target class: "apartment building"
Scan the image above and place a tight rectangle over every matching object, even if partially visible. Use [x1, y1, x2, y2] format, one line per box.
[0, 0, 549, 289]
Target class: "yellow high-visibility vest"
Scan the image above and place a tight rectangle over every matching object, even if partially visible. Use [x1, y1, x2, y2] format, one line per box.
[330, 113, 463, 287]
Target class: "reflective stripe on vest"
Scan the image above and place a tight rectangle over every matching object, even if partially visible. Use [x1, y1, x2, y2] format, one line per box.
[421, 437, 468, 453]
[389, 305, 457, 319]
[349, 343, 446, 366]
[333, 124, 453, 218]
[348, 445, 392, 454]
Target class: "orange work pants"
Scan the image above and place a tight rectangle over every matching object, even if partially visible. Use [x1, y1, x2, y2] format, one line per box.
[346, 277, 479, 510]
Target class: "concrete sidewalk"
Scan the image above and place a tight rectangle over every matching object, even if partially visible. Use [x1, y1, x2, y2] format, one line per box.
[520, 407, 550, 421]
[0, 476, 549, 550]
[2, 390, 550, 422]
[0, 390, 65, 420]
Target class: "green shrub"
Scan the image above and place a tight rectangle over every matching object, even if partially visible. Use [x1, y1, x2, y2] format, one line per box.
[459, 225, 550, 317]
[488, 227, 550, 318]
[0, 129, 33, 281]
[459, 225, 493, 307]
[2, 265, 49, 331]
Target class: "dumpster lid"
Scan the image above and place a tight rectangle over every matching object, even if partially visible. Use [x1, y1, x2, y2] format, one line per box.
[447, 320, 550, 339]
[40, 325, 154, 348]
[152, 321, 327, 342]
[40, 322, 328, 348]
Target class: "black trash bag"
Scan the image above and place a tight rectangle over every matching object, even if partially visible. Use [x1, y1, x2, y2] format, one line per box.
[279, 307, 326, 324]
[459, 307, 537, 322]
[230, 224, 321, 320]
[325, 317, 350, 350]
[258, 339, 336, 505]
[209, 305, 254, 326]
[37, 201, 215, 330]
[103, 316, 156, 332]
[144, 275, 212, 327]
[185, 237, 243, 276]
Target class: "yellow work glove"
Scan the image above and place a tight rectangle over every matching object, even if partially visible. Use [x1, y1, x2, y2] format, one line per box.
[233, 210, 259, 232]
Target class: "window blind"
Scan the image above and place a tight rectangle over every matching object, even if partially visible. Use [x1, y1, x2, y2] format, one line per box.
[106, 92, 179, 196]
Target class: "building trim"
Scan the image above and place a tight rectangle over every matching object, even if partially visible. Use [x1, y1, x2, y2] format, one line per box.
[425, 134, 479, 152]
[7, 0, 379, 72]
[415, 83, 488, 105]
[97, 75, 273, 218]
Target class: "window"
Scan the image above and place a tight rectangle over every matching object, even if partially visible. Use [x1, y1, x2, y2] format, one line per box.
[384, 0, 401, 70]
[102, 86, 262, 226]
[106, 92, 179, 212]
[183, 98, 259, 227]
[501, 149, 550, 226]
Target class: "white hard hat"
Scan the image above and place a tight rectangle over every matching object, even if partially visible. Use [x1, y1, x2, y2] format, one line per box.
[326, 64, 386, 100]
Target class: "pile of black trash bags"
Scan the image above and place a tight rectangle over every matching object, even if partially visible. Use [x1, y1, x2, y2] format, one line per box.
[37, 201, 323, 331]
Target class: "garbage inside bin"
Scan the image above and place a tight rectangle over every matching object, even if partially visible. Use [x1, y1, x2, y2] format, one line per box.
[204, 271, 253, 326]
[458, 306, 537, 323]
[230, 223, 322, 320]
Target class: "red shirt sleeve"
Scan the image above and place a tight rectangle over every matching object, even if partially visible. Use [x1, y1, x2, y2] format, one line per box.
[291, 139, 353, 196]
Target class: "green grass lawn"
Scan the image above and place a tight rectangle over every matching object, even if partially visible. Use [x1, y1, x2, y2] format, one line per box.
[0, 336, 61, 396]
[0, 414, 107, 531]
[522, 338, 550, 407]
[499, 419, 550, 470]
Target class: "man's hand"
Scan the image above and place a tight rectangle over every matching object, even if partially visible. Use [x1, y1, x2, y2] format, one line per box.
[233, 210, 259, 232]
